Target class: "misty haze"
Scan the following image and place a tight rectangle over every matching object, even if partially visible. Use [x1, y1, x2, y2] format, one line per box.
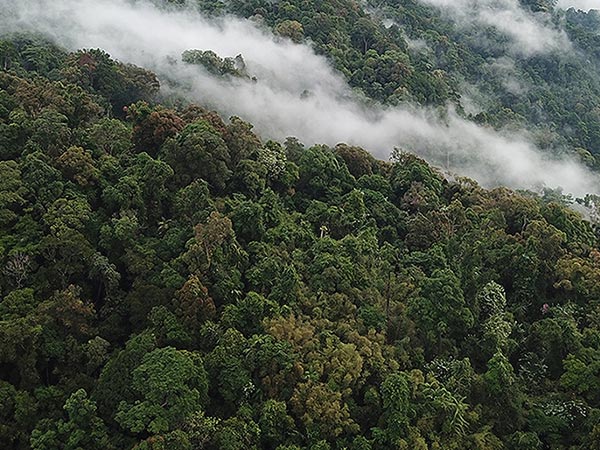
[2, 0, 599, 196]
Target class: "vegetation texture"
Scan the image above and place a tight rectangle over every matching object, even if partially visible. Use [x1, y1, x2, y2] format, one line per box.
[1, 2, 600, 449]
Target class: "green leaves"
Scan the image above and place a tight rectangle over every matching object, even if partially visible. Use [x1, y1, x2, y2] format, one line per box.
[2, 23, 600, 450]
[115, 347, 208, 434]
[561, 348, 600, 403]
[162, 120, 231, 190]
[31, 389, 111, 450]
[0, 160, 26, 227]
[381, 373, 410, 426]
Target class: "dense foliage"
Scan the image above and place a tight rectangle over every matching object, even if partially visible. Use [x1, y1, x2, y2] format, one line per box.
[184, 0, 600, 165]
[1, 29, 600, 449]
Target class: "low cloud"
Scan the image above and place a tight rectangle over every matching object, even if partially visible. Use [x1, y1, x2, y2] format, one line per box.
[557, 0, 599, 11]
[418, 0, 572, 56]
[1, 0, 598, 196]
[485, 57, 530, 95]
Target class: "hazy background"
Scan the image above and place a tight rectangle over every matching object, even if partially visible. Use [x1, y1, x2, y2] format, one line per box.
[417, 0, 571, 56]
[1, 0, 598, 196]
[557, 0, 598, 11]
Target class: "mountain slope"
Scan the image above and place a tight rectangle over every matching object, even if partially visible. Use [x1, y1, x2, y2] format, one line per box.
[1, 31, 600, 448]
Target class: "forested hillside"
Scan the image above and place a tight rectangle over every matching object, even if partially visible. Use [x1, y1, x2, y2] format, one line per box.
[2, 1, 600, 450]
[205, 0, 600, 162]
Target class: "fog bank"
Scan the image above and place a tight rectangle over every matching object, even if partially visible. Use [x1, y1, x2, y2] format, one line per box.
[557, 0, 599, 11]
[417, 0, 572, 56]
[1, 0, 598, 196]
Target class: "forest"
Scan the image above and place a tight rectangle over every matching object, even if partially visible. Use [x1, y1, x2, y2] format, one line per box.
[1, 0, 600, 449]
